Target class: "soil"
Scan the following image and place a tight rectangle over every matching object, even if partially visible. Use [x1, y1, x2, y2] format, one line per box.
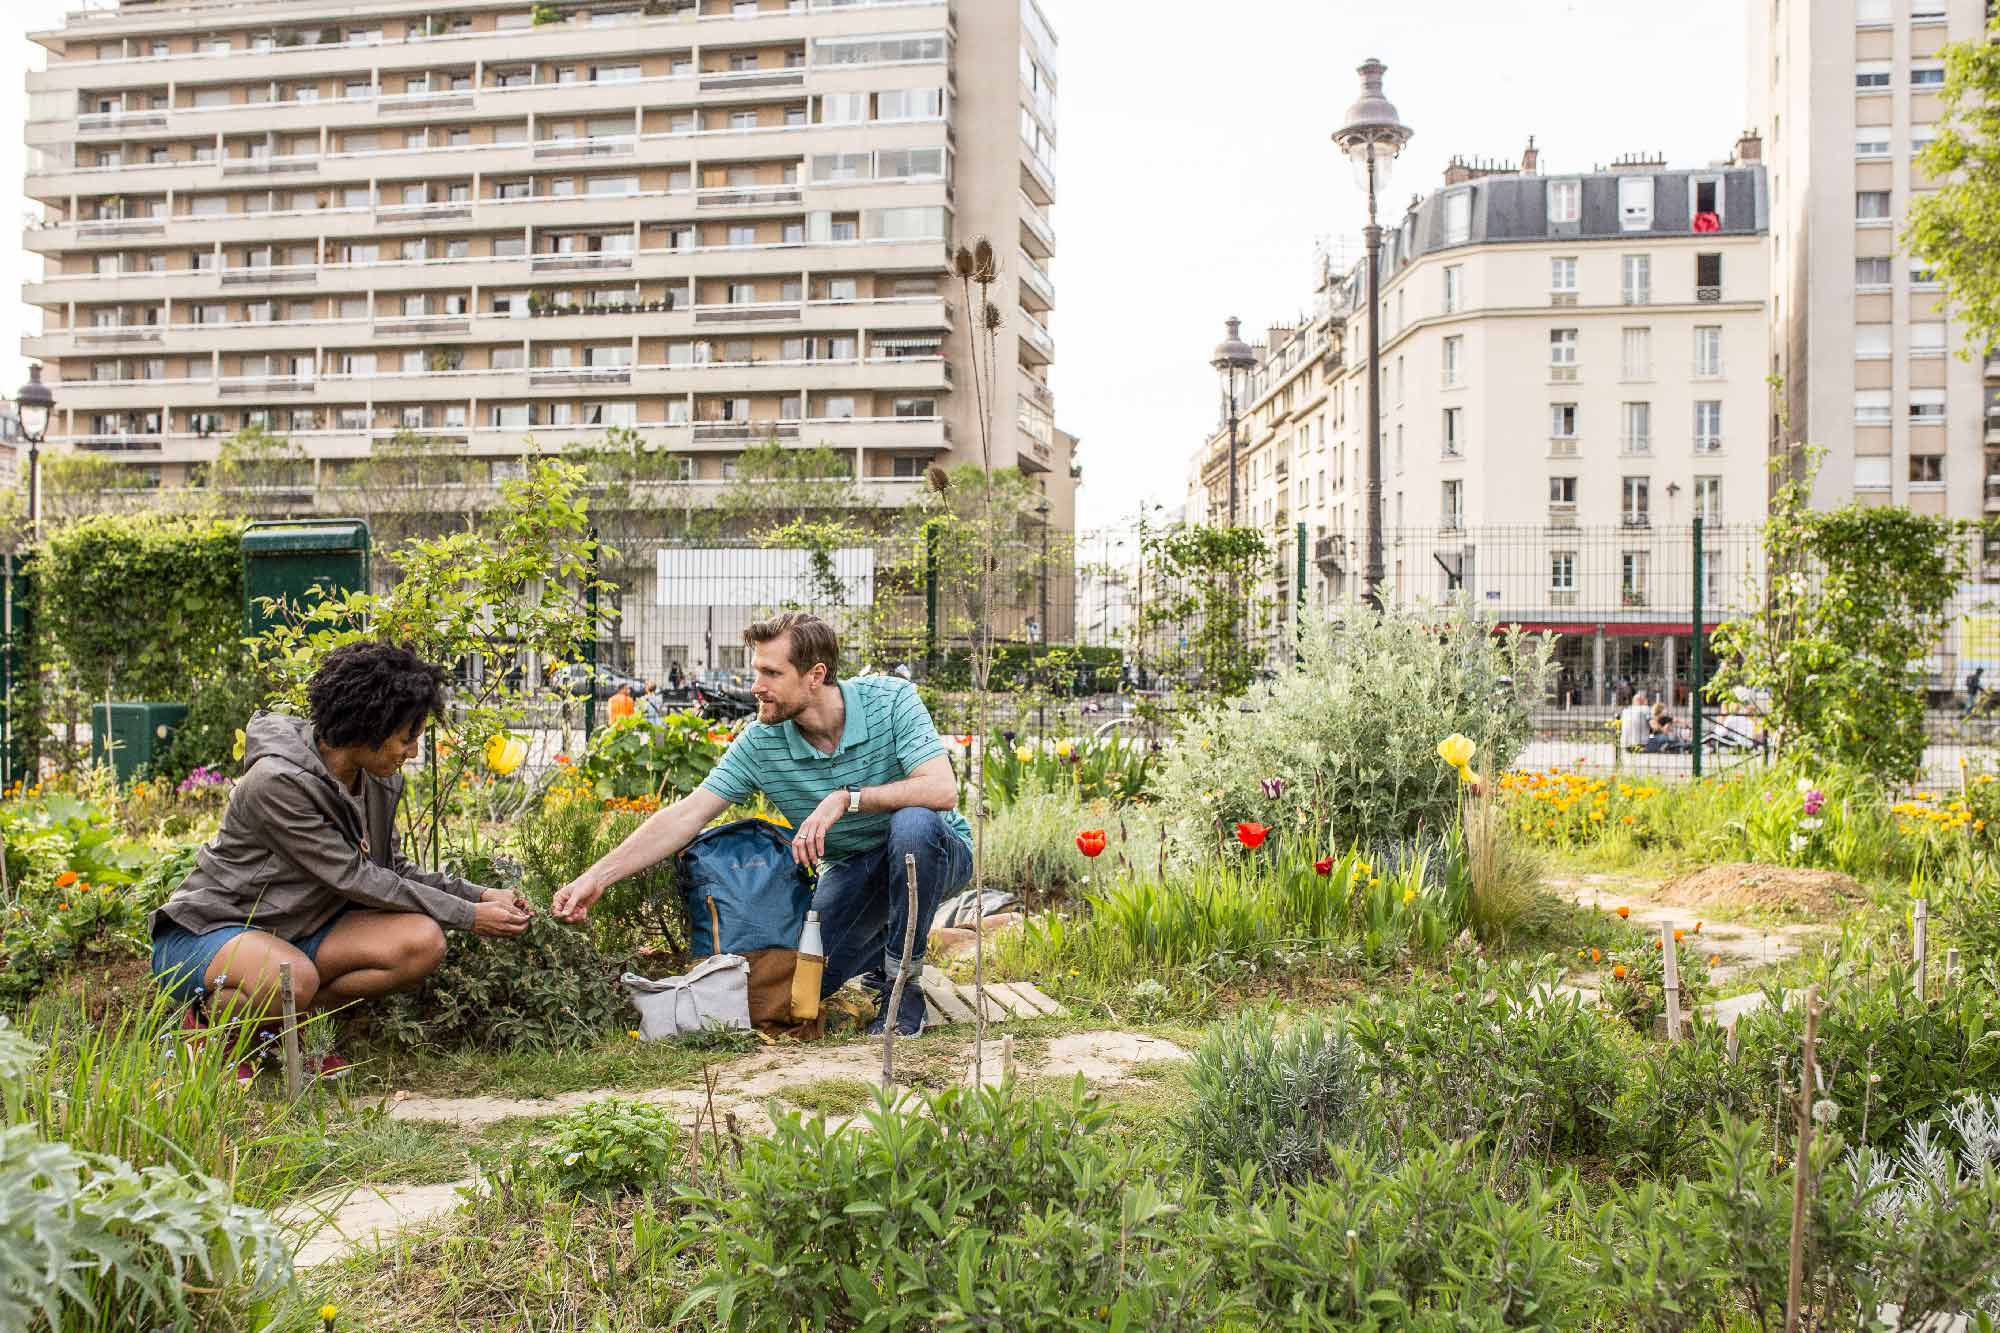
[1657, 862, 1864, 919]
[55, 954, 155, 1026]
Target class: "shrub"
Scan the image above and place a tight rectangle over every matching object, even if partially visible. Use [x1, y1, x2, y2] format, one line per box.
[979, 788, 1158, 901]
[679, 1079, 1180, 1330]
[1346, 958, 1623, 1165]
[1608, 1026, 1763, 1176]
[1150, 602, 1554, 860]
[1204, 1137, 1578, 1327]
[152, 668, 270, 784]
[373, 917, 635, 1052]
[1175, 1010, 1365, 1189]
[1600, 937, 1711, 1036]
[570, 712, 728, 803]
[514, 792, 685, 958]
[519, 1098, 682, 1195]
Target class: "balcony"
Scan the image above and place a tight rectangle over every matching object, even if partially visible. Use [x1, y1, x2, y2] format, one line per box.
[77, 109, 167, 134]
[693, 300, 803, 325]
[1016, 308, 1054, 364]
[1018, 192, 1055, 258]
[692, 420, 801, 444]
[378, 90, 477, 116]
[1314, 536, 1343, 573]
[696, 184, 805, 210]
[533, 134, 637, 161]
[1020, 142, 1055, 207]
[698, 69, 807, 94]
[220, 264, 317, 287]
[1017, 250, 1054, 311]
[1017, 424, 1052, 473]
[1987, 353, 2000, 378]
[373, 315, 471, 338]
[1621, 512, 1651, 529]
[1696, 285, 1723, 303]
[76, 324, 164, 345]
[531, 250, 638, 274]
[375, 201, 474, 225]
[77, 216, 166, 238]
[530, 365, 634, 387]
[219, 374, 316, 396]
[74, 434, 163, 453]
[221, 153, 319, 178]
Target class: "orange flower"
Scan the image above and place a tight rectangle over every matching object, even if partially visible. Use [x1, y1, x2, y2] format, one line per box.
[1673, 928, 1685, 942]
[1589, 948, 1601, 963]
[54, 871, 78, 889]
[1694, 921, 1703, 933]
[1708, 953, 1721, 966]
[554, 754, 571, 766]
[1235, 822, 1269, 850]
[1613, 964, 1628, 979]
[1616, 905, 1630, 919]
[1075, 829, 1106, 858]
[1652, 938, 1663, 949]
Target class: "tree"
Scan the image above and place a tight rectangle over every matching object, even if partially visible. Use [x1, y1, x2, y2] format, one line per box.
[1139, 523, 1276, 699]
[715, 439, 873, 537]
[207, 425, 313, 517]
[341, 429, 484, 547]
[1905, 22, 2000, 353]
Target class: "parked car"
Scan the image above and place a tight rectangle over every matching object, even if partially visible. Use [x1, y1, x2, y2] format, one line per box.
[548, 664, 647, 700]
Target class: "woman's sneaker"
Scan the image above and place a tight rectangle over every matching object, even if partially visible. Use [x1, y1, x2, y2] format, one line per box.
[310, 1050, 351, 1079]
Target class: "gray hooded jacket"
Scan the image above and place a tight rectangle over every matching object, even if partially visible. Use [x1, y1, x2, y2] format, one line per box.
[150, 711, 486, 940]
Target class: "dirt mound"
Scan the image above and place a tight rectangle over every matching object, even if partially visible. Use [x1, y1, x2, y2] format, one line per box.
[1659, 863, 1862, 919]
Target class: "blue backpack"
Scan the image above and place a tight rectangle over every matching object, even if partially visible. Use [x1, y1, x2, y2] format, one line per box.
[680, 818, 812, 956]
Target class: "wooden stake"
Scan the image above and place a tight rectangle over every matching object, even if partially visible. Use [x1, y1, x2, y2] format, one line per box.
[1946, 946, 1960, 988]
[1661, 922, 1683, 1043]
[1784, 983, 1822, 1333]
[881, 853, 920, 1085]
[277, 962, 303, 1101]
[1912, 899, 1928, 1002]
[1001, 1033, 1015, 1082]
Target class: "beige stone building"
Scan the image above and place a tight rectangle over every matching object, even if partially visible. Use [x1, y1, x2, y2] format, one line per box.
[1750, 0, 1985, 518]
[1189, 142, 1770, 698]
[20, 0, 1072, 531]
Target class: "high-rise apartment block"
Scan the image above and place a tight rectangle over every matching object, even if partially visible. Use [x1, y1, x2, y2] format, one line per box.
[22, 0, 1071, 528]
[1187, 142, 1769, 695]
[1750, 0, 1985, 516]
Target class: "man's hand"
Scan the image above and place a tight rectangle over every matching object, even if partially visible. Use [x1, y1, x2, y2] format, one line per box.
[791, 791, 848, 869]
[473, 896, 533, 938]
[481, 887, 533, 914]
[551, 877, 603, 924]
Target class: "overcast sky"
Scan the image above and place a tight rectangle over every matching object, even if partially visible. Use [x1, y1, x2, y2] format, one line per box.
[0, 1, 1748, 529]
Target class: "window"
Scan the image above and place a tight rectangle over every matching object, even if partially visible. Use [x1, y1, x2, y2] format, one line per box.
[1911, 63, 1945, 88]
[1694, 325, 1723, 377]
[1442, 264, 1462, 313]
[1550, 551, 1577, 593]
[1856, 190, 1892, 221]
[1912, 124, 1938, 157]
[1622, 476, 1651, 526]
[1857, 257, 1894, 288]
[1855, 125, 1892, 157]
[1855, 323, 1892, 358]
[1855, 389, 1893, 423]
[1911, 322, 1947, 356]
[1911, 257, 1941, 287]
[1855, 0, 1891, 20]
[1550, 256, 1578, 303]
[727, 224, 755, 247]
[1694, 476, 1722, 522]
[1549, 476, 1578, 506]
[1910, 388, 1947, 421]
[1441, 480, 1464, 529]
[1911, 454, 1944, 484]
[1550, 328, 1578, 380]
[1621, 254, 1651, 304]
[1442, 406, 1464, 456]
[1547, 179, 1580, 224]
[1621, 327, 1653, 380]
[1694, 400, 1723, 452]
[1855, 61, 1892, 89]
[1442, 336, 1463, 387]
[876, 146, 945, 179]
[730, 109, 758, 130]
[1443, 190, 1472, 245]
[892, 396, 936, 418]
[821, 92, 868, 124]
[821, 395, 855, 420]
[1622, 551, 1649, 602]
[1854, 455, 1892, 489]
[1618, 175, 1654, 230]
[1621, 402, 1652, 454]
[1550, 402, 1578, 440]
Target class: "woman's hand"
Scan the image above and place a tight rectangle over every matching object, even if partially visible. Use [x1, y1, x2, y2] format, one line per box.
[481, 887, 534, 914]
[473, 896, 533, 938]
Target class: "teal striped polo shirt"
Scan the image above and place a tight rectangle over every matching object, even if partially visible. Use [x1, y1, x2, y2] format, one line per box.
[698, 675, 972, 861]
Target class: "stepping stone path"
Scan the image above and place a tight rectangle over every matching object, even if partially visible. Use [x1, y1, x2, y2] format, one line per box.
[283, 1025, 1185, 1269]
[1548, 874, 1824, 1029]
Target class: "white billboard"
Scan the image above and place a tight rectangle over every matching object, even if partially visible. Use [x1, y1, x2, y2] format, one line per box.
[654, 547, 876, 608]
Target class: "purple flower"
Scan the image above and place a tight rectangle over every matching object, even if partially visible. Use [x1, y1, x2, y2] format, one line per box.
[1802, 789, 1825, 817]
[1260, 776, 1285, 800]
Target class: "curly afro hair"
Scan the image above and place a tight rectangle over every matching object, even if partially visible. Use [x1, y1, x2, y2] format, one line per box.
[307, 642, 449, 749]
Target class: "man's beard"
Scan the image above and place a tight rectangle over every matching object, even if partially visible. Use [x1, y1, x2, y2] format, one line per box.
[758, 696, 805, 724]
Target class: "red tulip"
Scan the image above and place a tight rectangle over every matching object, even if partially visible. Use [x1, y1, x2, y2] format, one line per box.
[1313, 855, 1334, 876]
[1075, 829, 1106, 858]
[1235, 822, 1268, 849]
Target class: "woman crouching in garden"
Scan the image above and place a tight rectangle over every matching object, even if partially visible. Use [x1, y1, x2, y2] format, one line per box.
[148, 641, 532, 1075]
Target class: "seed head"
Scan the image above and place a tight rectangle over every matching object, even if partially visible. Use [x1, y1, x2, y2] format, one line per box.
[982, 302, 1003, 333]
[952, 245, 976, 279]
[926, 464, 951, 493]
[973, 236, 997, 282]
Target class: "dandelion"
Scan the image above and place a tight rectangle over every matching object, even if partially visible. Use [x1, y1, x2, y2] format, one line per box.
[320, 1306, 338, 1329]
[627, 1030, 640, 1039]
[1402, 889, 1416, 905]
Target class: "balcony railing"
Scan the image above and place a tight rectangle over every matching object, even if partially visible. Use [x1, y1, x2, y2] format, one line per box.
[218, 374, 316, 396]
[692, 420, 802, 443]
[221, 154, 320, 177]
[531, 251, 637, 274]
[532, 135, 637, 160]
[373, 316, 471, 338]
[77, 217, 166, 237]
[692, 301, 804, 324]
[529, 365, 634, 386]
[77, 110, 168, 134]
[220, 265, 317, 287]
[698, 70, 808, 93]
[77, 325, 164, 344]
[375, 202, 475, 225]
[696, 184, 805, 209]
[377, 91, 477, 115]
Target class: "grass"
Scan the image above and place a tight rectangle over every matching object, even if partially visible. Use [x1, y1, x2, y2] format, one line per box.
[777, 1076, 876, 1117]
[346, 1025, 762, 1099]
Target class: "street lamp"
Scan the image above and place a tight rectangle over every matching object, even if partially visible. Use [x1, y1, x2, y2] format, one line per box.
[15, 366, 54, 541]
[1333, 57, 1413, 611]
[1210, 317, 1255, 527]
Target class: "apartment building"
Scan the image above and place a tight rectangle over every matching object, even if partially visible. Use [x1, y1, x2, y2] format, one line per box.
[20, 0, 1072, 531]
[1750, 0, 1985, 518]
[1188, 143, 1770, 697]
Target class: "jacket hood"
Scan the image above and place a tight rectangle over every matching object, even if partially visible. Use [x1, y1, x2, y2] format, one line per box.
[242, 711, 331, 782]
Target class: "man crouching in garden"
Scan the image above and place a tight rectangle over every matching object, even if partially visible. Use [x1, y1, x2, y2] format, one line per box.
[553, 612, 972, 1037]
[149, 642, 533, 1074]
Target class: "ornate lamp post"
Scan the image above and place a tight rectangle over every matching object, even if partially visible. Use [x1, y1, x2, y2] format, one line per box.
[1210, 317, 1255, 527]
[1333, 58, 1413, 610]
[15, 366, 55, 541]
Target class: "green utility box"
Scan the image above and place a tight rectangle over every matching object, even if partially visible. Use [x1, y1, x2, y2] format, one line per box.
[91, 702, 189, 781]
[241, 520, 372, 638]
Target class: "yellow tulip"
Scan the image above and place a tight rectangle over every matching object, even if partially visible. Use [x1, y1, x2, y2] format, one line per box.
[483, 733, 527, 776]
[1054, 740, 1073, 759]
[1437, 733, 1477, 770]
[1015, 745, 1034, 763]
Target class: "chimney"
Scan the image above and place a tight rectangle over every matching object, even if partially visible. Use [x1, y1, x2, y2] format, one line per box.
[1442, 154, 1518, 186]
[1443, 157, 1474, 186]
[1734, 129, 1763, 164]
[1521, 135, 1539, 175]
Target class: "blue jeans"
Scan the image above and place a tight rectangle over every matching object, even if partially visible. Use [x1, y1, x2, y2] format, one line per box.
[813, 808, 972, 1023]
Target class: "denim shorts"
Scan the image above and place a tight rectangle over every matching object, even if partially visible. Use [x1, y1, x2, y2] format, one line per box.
[150, 907, 350, 1005]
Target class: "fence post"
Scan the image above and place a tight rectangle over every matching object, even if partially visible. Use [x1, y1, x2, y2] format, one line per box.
[924, 523, 939, 680]
[584, 525, 599, 741]
[1294, 521, 1306, 665]
[1691, 518, 1704, 779]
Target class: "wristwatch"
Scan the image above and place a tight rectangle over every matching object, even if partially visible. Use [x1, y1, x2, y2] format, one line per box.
[846, 785, 862, 814]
